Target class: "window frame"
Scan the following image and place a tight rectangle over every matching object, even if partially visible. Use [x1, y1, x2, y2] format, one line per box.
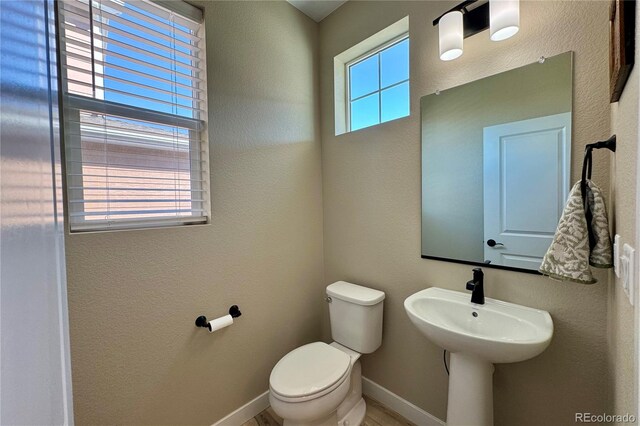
[345, 32, 409, 133]
[57, 0, 210, 232]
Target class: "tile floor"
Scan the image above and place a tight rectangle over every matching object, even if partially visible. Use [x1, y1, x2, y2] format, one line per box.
[241, 395, 415, 426]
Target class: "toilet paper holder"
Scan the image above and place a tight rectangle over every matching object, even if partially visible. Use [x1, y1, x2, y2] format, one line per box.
[195, 305, 242, 332]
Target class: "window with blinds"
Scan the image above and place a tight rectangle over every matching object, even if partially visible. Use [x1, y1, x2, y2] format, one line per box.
[58, 0, 209, 231]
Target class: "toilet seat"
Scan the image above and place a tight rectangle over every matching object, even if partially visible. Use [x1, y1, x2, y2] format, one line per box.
[270, 342, 351, 402]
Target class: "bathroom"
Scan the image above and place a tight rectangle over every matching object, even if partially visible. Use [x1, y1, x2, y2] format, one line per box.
[1, 0, 638, 425]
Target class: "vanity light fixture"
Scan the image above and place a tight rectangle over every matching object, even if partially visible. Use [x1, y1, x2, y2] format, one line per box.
[433, 0, 519, 61]
[490, 0, 520, 41]
[439, 11, 464, 61]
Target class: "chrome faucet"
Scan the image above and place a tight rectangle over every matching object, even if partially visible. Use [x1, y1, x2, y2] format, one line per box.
[465, 268, 485, 305]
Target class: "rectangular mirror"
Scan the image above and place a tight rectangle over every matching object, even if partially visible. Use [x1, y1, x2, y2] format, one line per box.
[421, 52, 573, 273]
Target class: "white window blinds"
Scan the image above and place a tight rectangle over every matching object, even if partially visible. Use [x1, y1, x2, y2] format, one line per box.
[58, 0, 209, 231]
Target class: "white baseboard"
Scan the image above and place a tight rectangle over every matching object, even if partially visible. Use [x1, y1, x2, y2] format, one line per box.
[212, 390, 270, 426]
[362, 377, 445, 426]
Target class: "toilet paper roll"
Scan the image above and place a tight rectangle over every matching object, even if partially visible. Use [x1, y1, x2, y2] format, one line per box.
[208, 314, 234, 333]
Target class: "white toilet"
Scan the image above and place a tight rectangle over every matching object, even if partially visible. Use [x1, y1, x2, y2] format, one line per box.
[269, 281, 385, 426]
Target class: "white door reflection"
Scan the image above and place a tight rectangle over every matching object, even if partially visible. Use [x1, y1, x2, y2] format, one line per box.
[482, 113, 571, 269]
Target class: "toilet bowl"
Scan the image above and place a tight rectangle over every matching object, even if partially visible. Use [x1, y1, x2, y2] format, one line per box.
[269, 282, 385, 426]
[269, 342, 364, 426]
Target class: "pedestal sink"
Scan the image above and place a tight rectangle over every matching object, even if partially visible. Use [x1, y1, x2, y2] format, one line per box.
[404, 287, 553, 426]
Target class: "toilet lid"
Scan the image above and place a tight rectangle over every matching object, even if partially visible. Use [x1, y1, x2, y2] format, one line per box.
[269, 342, 351, 399]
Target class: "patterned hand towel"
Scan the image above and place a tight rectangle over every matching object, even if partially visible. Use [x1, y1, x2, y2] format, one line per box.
[539, 180, 613, 284]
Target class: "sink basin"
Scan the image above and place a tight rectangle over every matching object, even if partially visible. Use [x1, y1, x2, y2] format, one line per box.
[404, 286, 554, 426]
[404, 287, 553, 363]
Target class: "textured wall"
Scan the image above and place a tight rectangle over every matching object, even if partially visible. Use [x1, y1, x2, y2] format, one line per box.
[64, 2, 324, 424]
[608, 2, 639, 419]
[319, 2, 612, 424]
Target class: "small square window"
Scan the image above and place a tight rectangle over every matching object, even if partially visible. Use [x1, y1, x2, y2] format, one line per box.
[347, 37, 409, 132]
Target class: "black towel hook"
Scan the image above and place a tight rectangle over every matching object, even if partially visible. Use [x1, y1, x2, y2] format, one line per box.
[581, 135, 616, 200]
[580, 135, 616, 251]
[585, 135, 616, 153]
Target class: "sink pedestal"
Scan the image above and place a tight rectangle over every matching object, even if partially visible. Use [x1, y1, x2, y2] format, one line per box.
[404, 287, 554, 426]
[447, 352, 495, 426]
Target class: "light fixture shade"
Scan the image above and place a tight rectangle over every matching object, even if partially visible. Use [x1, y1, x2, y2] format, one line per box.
[439, 11, 463, 61]
[490, 0, 520, 41]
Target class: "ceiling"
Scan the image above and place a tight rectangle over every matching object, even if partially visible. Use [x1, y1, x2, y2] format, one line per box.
[286, 0, 347, 22]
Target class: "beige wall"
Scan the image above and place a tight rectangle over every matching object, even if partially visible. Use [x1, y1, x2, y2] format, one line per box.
[609, 3, 639, 420]
[64, 2, 324, 424]
[62, 1, 639, 425]
[421, 53, 572, 262]
[319, 2, 612, 424]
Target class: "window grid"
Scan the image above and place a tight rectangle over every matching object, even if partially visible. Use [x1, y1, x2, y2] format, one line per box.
[346, 34, 409, 132]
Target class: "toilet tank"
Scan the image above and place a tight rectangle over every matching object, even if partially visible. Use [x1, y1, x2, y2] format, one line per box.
[326, 281, 385, 354]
